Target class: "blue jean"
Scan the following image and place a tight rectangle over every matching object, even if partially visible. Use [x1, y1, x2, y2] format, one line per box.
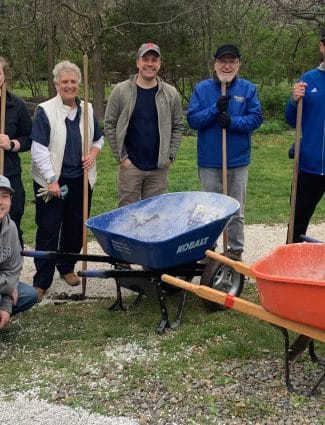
[198, 165, 248, 251]
[0, 282, 38, 316]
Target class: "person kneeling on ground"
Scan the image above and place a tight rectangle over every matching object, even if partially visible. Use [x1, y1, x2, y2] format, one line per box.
[0, 175, 37, 330]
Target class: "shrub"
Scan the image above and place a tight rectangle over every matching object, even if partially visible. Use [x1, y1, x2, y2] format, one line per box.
[258, 82, 292, 120]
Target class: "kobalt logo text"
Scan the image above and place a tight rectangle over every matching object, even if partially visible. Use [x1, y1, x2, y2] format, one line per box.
[176, 236, 209, 254]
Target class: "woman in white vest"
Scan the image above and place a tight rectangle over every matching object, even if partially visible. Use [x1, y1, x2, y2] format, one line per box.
[31, 60, 104, 302]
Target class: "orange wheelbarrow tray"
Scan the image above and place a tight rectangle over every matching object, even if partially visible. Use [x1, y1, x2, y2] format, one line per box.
[207, 242, 325, 331]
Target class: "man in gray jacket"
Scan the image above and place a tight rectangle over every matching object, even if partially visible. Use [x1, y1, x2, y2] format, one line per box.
[104, 42, 183, 207]
[0, 175, 37, 330]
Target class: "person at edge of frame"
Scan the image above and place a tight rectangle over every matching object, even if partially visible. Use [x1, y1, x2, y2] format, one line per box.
[0, 57, 33, 248]
[31, 60, 104, 302]
[187, 44, 263, 261]
[104, 42, 184, 207]
[285, 28, 325, 243]
[0, 175, 37, 330]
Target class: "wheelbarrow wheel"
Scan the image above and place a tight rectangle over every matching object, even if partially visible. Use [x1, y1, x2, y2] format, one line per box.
[200, 259, 245, 312]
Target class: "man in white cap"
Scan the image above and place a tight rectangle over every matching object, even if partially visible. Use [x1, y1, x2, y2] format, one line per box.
[0, 175, 37, 329]
[105, 42, 183, 207]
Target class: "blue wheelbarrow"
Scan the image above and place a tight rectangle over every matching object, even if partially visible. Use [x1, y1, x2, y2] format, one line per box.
[23, 191, 240, 333]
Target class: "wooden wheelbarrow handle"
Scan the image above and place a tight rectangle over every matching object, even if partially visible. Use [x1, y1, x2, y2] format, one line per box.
[206, 250, 254, 278]
[160, 275, 325, 343]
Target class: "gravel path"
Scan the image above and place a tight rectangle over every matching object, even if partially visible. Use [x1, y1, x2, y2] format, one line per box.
[1, 222, 324, 424]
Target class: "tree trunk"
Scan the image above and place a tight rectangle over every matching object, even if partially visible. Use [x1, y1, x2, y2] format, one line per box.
[90, 45, 105, 121]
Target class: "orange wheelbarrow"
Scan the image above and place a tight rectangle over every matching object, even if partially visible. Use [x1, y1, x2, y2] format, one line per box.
[161, 242, 325, 395]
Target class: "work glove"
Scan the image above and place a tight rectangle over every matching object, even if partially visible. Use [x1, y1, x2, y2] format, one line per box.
[36, 184, 69, 203]
[288, 143, 295, 159]
[216, 112, 231, 129]
[216, 95, 231, 113]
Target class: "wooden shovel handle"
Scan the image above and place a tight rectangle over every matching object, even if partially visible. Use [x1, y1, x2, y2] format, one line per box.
[82, 54, 89, 296]
[160, 274, 325, 343]
[287, 98, 303, 244]
[205, 250, 254, 278]
[221, 82, 228, 251]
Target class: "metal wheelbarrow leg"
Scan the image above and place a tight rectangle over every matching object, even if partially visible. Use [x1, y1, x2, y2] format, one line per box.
[80, 264, 196, 335]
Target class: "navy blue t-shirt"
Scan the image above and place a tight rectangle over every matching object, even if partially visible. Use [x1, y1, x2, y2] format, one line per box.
[125, 85, 159, 171]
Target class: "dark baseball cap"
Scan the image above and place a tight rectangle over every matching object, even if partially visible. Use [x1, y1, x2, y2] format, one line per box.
[137, 43, 161, 57]
[214, 44, 241, 59]
[0, 175, 14, 194]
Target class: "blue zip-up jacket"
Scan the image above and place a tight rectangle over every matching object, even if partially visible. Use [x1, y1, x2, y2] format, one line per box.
[187, 76, 263, 168]
[285, 66, 325, 176]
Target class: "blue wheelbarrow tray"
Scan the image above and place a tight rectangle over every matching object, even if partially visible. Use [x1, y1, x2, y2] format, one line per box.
[86, 191, 239, 270]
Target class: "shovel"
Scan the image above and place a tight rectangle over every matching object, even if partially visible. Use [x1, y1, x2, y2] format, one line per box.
[287, 98, 303, 244]
[221, 81, 228, 251]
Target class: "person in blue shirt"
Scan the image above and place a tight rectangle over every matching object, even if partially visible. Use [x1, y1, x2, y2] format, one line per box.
[187, 44, 263, 260]
[285, 30, 325, 243]
[31, 60, 104, 301]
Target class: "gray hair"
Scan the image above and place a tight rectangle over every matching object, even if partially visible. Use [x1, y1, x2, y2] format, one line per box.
[53, 60, 82, 84]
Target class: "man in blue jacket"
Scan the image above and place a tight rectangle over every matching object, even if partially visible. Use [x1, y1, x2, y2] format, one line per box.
[187, 44, 263, 260]
[285, 29, 325, 243]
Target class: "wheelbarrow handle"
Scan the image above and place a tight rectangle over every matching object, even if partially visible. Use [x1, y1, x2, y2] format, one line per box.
[161, 274, 325, 343]
[205, 250, 254, 278]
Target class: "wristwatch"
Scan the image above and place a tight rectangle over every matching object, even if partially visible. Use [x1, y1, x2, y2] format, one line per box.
[46, 176, 57, 184]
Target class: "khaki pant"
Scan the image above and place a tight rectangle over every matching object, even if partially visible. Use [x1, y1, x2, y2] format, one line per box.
[118, 162, 168, 207]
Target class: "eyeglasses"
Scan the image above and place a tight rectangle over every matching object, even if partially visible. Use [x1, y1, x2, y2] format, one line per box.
[215, 58, 239, 66]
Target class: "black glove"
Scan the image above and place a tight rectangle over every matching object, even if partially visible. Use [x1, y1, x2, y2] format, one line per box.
[288, 143, 295, 159]
[216, 95, 231, 112]
[217, 112, 231, 129]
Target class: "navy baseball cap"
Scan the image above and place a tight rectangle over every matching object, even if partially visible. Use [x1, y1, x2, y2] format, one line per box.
[214, 44, 241, 59]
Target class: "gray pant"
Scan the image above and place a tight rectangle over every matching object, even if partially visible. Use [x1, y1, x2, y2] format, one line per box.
[198, 166, 248, 251]
[118, 162, 168, 207]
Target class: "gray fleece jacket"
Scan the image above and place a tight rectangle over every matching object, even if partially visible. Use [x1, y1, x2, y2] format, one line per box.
[104, 75, 184, 167]
[0, 216, 22, 314]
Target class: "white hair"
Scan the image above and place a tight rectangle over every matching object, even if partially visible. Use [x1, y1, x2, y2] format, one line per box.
[53, 60, 82, 83]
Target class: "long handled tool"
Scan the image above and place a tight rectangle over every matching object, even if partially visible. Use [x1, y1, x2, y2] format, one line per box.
[0, 83, 6, 174]
[160, 273, 325, 343]
[221, 81, 228, 251]
[287, 98, 303, 244]
[82, 54, 89, 296]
